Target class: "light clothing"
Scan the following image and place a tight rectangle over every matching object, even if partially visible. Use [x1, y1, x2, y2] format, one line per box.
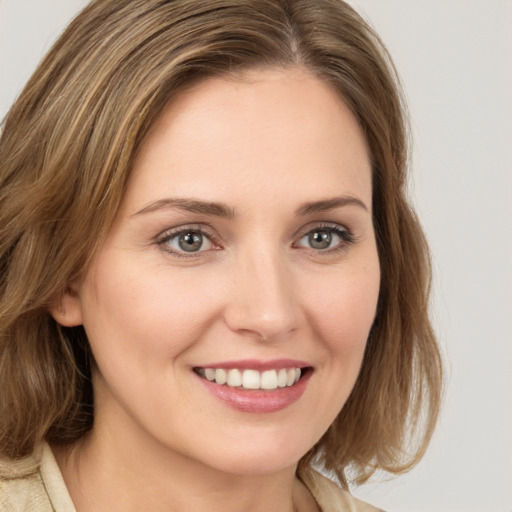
[298, 468, 384, 512]
[0, 443, 383, 511]
[0, 444, 75, 512]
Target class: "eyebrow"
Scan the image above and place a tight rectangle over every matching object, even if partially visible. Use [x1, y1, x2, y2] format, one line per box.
[133, 195, 369, 219]
[295, 196, 370, 216]
[133, 198, 237, 219]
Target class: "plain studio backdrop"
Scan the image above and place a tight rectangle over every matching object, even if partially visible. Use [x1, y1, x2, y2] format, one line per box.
[1, 1, 511, 511]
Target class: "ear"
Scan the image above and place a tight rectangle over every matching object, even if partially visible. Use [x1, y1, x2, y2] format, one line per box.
[49, 284, 84, 327]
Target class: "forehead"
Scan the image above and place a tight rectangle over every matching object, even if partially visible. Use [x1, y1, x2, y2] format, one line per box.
[124, 67, 372, 214]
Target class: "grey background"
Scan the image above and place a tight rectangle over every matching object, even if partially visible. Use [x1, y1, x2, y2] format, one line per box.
[1, 1, 511, 511]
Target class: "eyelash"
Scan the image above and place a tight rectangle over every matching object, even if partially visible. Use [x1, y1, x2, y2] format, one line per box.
[156, 225, 220, 258]
[294, 223, 355, 254]
[156, 223, 355, 258]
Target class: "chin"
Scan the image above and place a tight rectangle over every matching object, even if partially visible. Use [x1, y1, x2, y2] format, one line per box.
[209, 453, 301, 477]
[188, 430, 314, 477]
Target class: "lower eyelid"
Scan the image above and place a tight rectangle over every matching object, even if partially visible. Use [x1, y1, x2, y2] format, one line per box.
[156, 227, 219, 254]
[296, 229, 356, 256]
[156, 224, 355, 256]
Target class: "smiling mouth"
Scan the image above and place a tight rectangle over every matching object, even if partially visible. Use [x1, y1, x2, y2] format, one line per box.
[193, 367, 311, 391]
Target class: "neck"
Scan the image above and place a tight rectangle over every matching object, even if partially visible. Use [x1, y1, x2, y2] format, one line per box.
[53, 429, 316, 512]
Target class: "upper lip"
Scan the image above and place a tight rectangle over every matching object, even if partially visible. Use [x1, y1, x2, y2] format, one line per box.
[194, 359, 311, 371]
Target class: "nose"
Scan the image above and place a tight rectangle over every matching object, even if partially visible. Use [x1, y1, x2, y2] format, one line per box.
[223, 246, 299, 341]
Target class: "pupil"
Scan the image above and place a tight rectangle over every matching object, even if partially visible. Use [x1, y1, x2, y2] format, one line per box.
[179, 232, 202, 252]
[309, 231, 331, 249]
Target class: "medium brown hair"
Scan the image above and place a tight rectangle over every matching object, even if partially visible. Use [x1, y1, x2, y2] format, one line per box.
[0, 0, 443, 487]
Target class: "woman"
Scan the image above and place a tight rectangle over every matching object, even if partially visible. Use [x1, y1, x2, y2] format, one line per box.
[0, 1, 443, 510]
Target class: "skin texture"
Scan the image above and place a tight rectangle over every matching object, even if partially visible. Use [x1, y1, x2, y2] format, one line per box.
[53, 67, 380, 512]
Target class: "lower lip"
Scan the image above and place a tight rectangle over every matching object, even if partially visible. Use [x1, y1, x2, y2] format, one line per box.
[196, 371, 311, 413]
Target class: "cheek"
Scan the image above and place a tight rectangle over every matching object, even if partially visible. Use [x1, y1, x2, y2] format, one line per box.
[80, 262, 222, 364]
[294, 259, 380, 435]
[303, 262, 380, 353]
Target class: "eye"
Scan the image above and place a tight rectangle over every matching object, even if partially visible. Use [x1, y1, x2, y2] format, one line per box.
[159, 228, 215, 255]
[296, 225, 354, 251]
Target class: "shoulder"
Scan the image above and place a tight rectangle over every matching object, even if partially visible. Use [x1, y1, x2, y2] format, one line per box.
[0, 443, 75, 512]
[0, 445, 53, 511]
[299, 466, 385, 512]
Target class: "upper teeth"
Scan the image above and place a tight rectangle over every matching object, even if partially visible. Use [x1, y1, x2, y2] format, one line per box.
[198, 368, 302, 390]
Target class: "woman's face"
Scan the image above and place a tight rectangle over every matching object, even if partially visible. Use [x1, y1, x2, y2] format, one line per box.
[62, 68, 380, 475]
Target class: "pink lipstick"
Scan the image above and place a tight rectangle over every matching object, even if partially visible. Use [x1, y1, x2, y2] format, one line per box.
[193, 359, 312, 413]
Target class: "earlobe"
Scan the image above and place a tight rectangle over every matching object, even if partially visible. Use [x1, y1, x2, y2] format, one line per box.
[49, 285, 84, 327]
